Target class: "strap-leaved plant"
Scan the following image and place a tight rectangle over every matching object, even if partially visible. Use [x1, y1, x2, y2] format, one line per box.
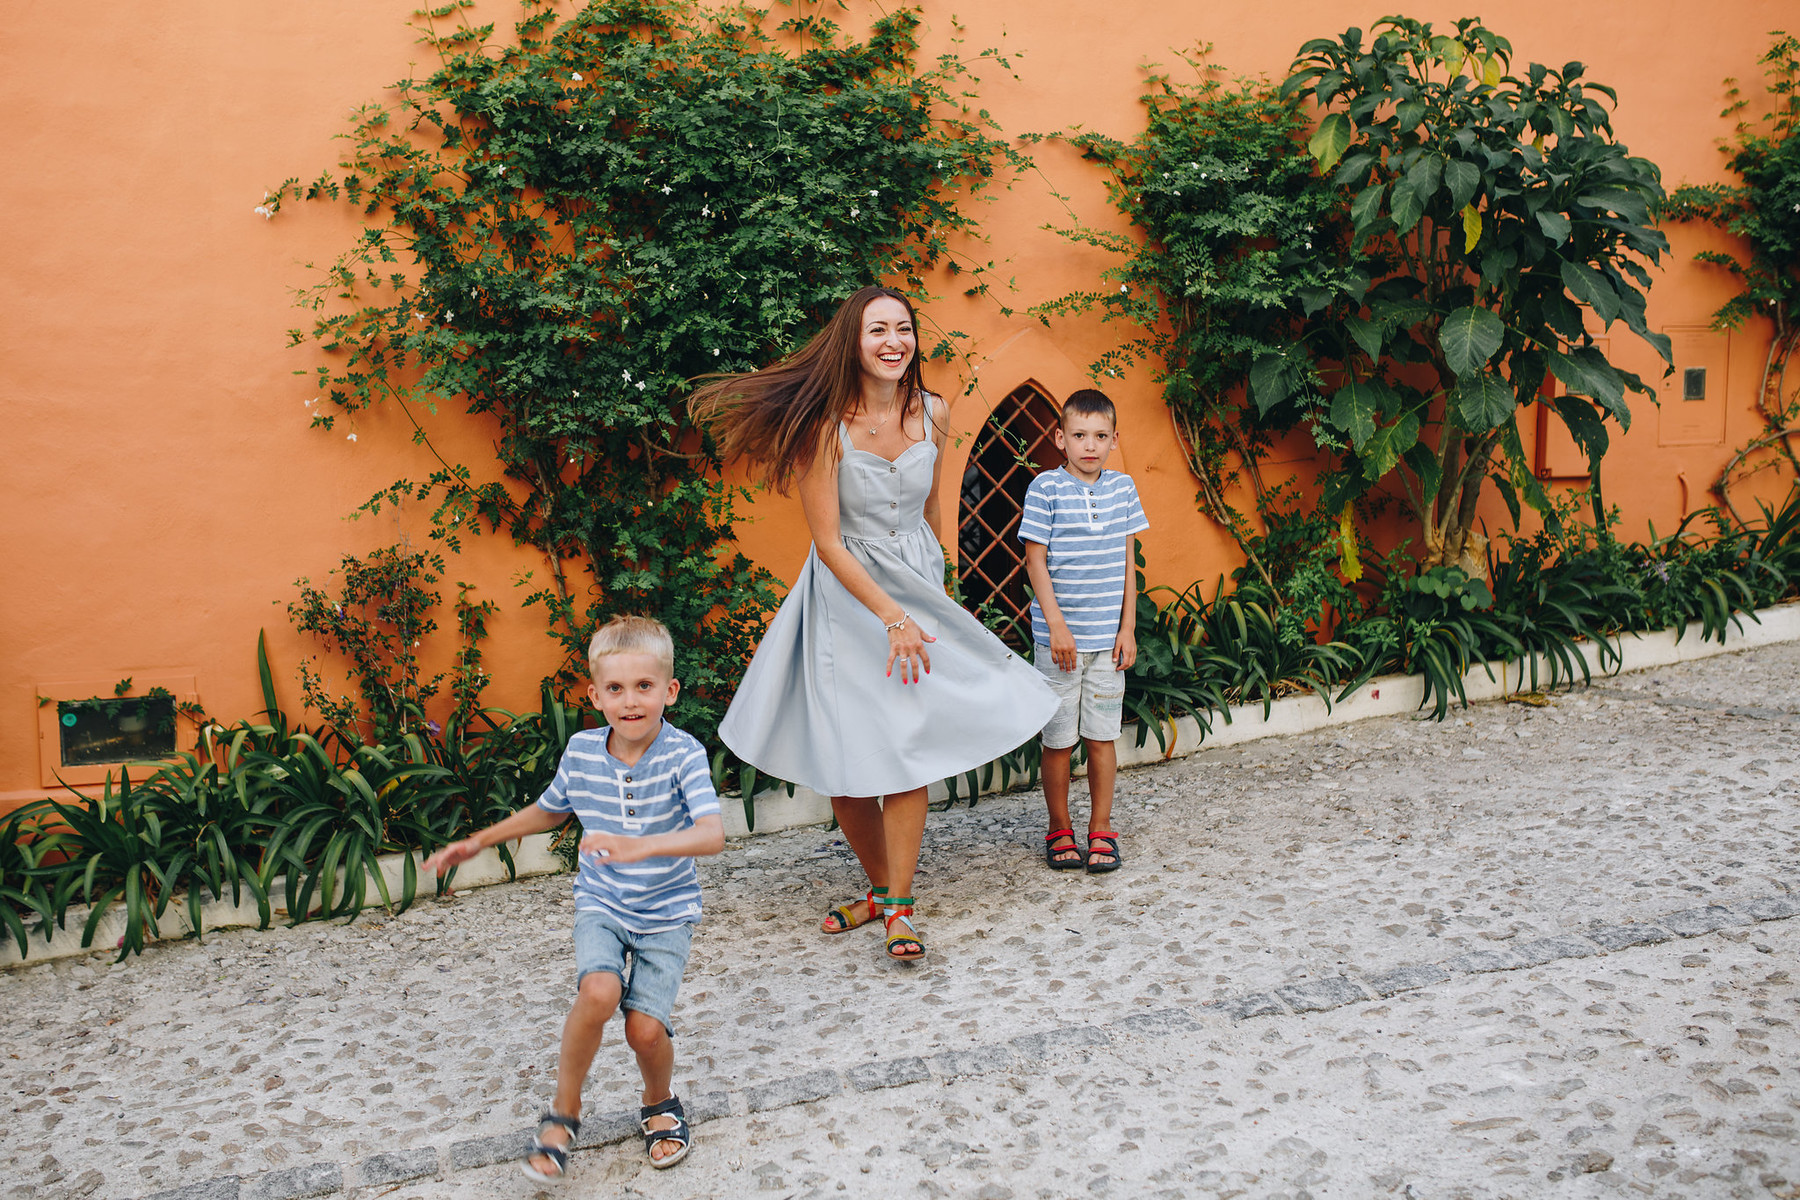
[274, 0, 1021, 771]
[1259, 17, 1672, 571]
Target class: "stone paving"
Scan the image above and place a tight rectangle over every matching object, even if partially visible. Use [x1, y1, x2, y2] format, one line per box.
[4, 641, 1799, 1199]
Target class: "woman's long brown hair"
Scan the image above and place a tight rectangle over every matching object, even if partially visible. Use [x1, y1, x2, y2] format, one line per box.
[689, 286, 925, 495]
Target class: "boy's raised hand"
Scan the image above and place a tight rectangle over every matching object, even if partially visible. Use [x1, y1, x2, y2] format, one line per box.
[423, 837, 482, 875]
[1113, 627, 1137, 672]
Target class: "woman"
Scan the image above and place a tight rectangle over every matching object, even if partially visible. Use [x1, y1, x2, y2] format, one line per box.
[694, 286, 1057, 961]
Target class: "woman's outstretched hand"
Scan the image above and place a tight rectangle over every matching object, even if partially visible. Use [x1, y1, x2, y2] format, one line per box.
[886, 616, 935, 684]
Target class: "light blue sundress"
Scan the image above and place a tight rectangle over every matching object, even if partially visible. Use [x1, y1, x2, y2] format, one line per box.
[719, 400, 1058, 797]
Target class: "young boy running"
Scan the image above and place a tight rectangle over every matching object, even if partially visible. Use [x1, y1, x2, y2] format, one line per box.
[423, 616, 724, 1181]
[1018, 389, 1149, 874]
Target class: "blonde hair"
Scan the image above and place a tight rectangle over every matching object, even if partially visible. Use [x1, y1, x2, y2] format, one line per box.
[587, 615, 675, 679]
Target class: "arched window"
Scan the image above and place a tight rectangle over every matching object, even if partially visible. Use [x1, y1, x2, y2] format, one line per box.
[957, 384, 1062, 649]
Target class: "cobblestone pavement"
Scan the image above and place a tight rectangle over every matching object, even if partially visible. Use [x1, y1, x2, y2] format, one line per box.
[4, 642, 1798, 1199]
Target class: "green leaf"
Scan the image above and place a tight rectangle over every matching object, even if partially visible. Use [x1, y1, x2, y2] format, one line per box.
[1361, 411, 1421, 481]
[1329, 378, 1385, 449]
[1350, 183, 1387, 237]
[1451, 371, 1514, 431]
[1548, 346, 1627, 426]
[1550, 394, 1610, 467]
[1391, 176, 1425, 234]
[1440, 306, 1506, 378]
[1307, 112, 1353, 172]
[1248, 354, 1292, 415]
[1406, 156, 1443, 207]
[1500, 421, 1554, 521]
[1443, 159, 1481, 212]
[1345, 314, 1384, 362]
[1560, 259, 1621, 323]
[1534, 209, 1571, 245]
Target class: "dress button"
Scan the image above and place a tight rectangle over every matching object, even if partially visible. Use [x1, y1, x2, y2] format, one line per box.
[889, 530, 897, 537]
[888, 465, 897, 474]
[890, 501, 897, 508]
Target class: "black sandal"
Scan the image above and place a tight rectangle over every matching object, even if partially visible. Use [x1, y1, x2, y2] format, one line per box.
[1044, 828, 1084, 870]
[522, 1111, 580, 1181]
[639, 1094, 691, 1169]
[1085, 831, 1123, 874]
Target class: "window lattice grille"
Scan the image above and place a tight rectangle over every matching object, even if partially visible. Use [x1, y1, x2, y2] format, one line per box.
[957, 384, 1062, 649]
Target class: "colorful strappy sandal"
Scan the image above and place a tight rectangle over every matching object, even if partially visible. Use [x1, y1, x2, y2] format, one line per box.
[521, 1111, 580, 1181]
[1044, 828, 1084, 870]
[1085, 831, 1123, 874]
[883, 897, 924, 960]
[822, 886, 887, 933]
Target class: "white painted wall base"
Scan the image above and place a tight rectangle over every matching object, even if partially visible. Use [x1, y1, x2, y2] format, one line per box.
[8, 600, 1795, 968]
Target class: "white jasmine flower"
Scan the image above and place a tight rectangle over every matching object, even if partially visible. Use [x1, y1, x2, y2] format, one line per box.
[1120, 284, 1129, 293]
[497, 165, 505, 174]
[869, 189, 879, 196]
[622, 369, 632, 381]
[347, 432, 357, 442]
[445, 312, 453, 321]
[850, 207, 860, 218]
[701, 205, 711, 217]
[1304, 241, 1312, 249]
[571, 72, 582, 81]
[1188, 162, 1198, 169]
[659, 184, 673, 195]
[635, 380, 646, 391]
[936, 160, 943, 168]
[573, 390, 580, 397]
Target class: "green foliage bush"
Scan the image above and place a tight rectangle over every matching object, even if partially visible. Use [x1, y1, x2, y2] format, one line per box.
[276, 0, 1022, 774]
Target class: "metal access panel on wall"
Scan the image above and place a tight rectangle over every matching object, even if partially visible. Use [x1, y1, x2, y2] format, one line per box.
[1656, 325, 1729, 447]
[1535, 338, 1608, 478]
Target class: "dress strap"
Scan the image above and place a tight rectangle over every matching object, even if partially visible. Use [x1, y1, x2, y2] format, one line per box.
[836, 420, 855, 451]
[919, 392, 938, 440]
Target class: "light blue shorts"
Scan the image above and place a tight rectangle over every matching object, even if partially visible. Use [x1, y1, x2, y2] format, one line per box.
[1033, 645, 1126, 749]
[572, 910, 694, 1036]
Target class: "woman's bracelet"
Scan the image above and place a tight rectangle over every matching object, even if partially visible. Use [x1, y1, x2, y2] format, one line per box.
[884, 611, 911, 632]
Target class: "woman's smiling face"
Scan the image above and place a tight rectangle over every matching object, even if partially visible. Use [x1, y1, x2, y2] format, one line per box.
[857, 296, 916, 384]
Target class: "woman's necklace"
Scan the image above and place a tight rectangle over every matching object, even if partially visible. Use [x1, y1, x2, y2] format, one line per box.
[863, 399, 902, 437]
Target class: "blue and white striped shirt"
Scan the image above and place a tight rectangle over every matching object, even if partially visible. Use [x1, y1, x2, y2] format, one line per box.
[1017, 467, 1150, 651]
[536, 722, 721, 934]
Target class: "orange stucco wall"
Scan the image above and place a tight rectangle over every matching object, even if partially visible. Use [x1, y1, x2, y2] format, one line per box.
[3, 1, 1791, 807]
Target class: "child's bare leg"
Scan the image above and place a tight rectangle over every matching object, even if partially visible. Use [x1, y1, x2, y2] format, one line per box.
[829, 796, 887, 925]
[1084, 738, 1116, 837]
[623, 1010, 682, 1163]
[532, 972, 620, 1174]
[1040, 745, 1081, 865]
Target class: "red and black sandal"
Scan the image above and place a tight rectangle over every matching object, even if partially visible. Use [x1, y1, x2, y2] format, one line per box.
[882, 897, 924, 960]
[1044, 829, 1084, 871]
[1085, 831, 1123, 874]
[821, 885, 887, 933]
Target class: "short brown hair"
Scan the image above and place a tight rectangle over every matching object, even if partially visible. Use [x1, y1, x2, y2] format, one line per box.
[587, 616, 675, 678]
[1060, 388, 1116, 429]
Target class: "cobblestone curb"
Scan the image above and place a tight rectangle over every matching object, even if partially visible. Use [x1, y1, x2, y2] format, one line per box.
[136, 884, 1799, 1200]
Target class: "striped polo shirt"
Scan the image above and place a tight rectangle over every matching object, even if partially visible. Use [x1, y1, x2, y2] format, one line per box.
[535, 722, 721, 933]
[1017, 467, 1150, 651]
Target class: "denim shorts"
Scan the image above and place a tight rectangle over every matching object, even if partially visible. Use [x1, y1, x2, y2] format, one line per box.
[572, 910, 694, 1035]
[1033, 645, 1126, 748]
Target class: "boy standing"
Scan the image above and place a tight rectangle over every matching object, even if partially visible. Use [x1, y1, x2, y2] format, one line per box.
[1018, 389, 1149, 874]
[423, 616, 724, 1181]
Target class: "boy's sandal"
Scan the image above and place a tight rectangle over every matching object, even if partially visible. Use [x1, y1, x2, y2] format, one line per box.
[521, 1111, 580, 1182]
[639, 1094, 691, 1169]
[883, 898, 925, 961]
[821, 886, 887, 933]
[1085, 831, 1123, 874]
[1044, 828, 1084, 870]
